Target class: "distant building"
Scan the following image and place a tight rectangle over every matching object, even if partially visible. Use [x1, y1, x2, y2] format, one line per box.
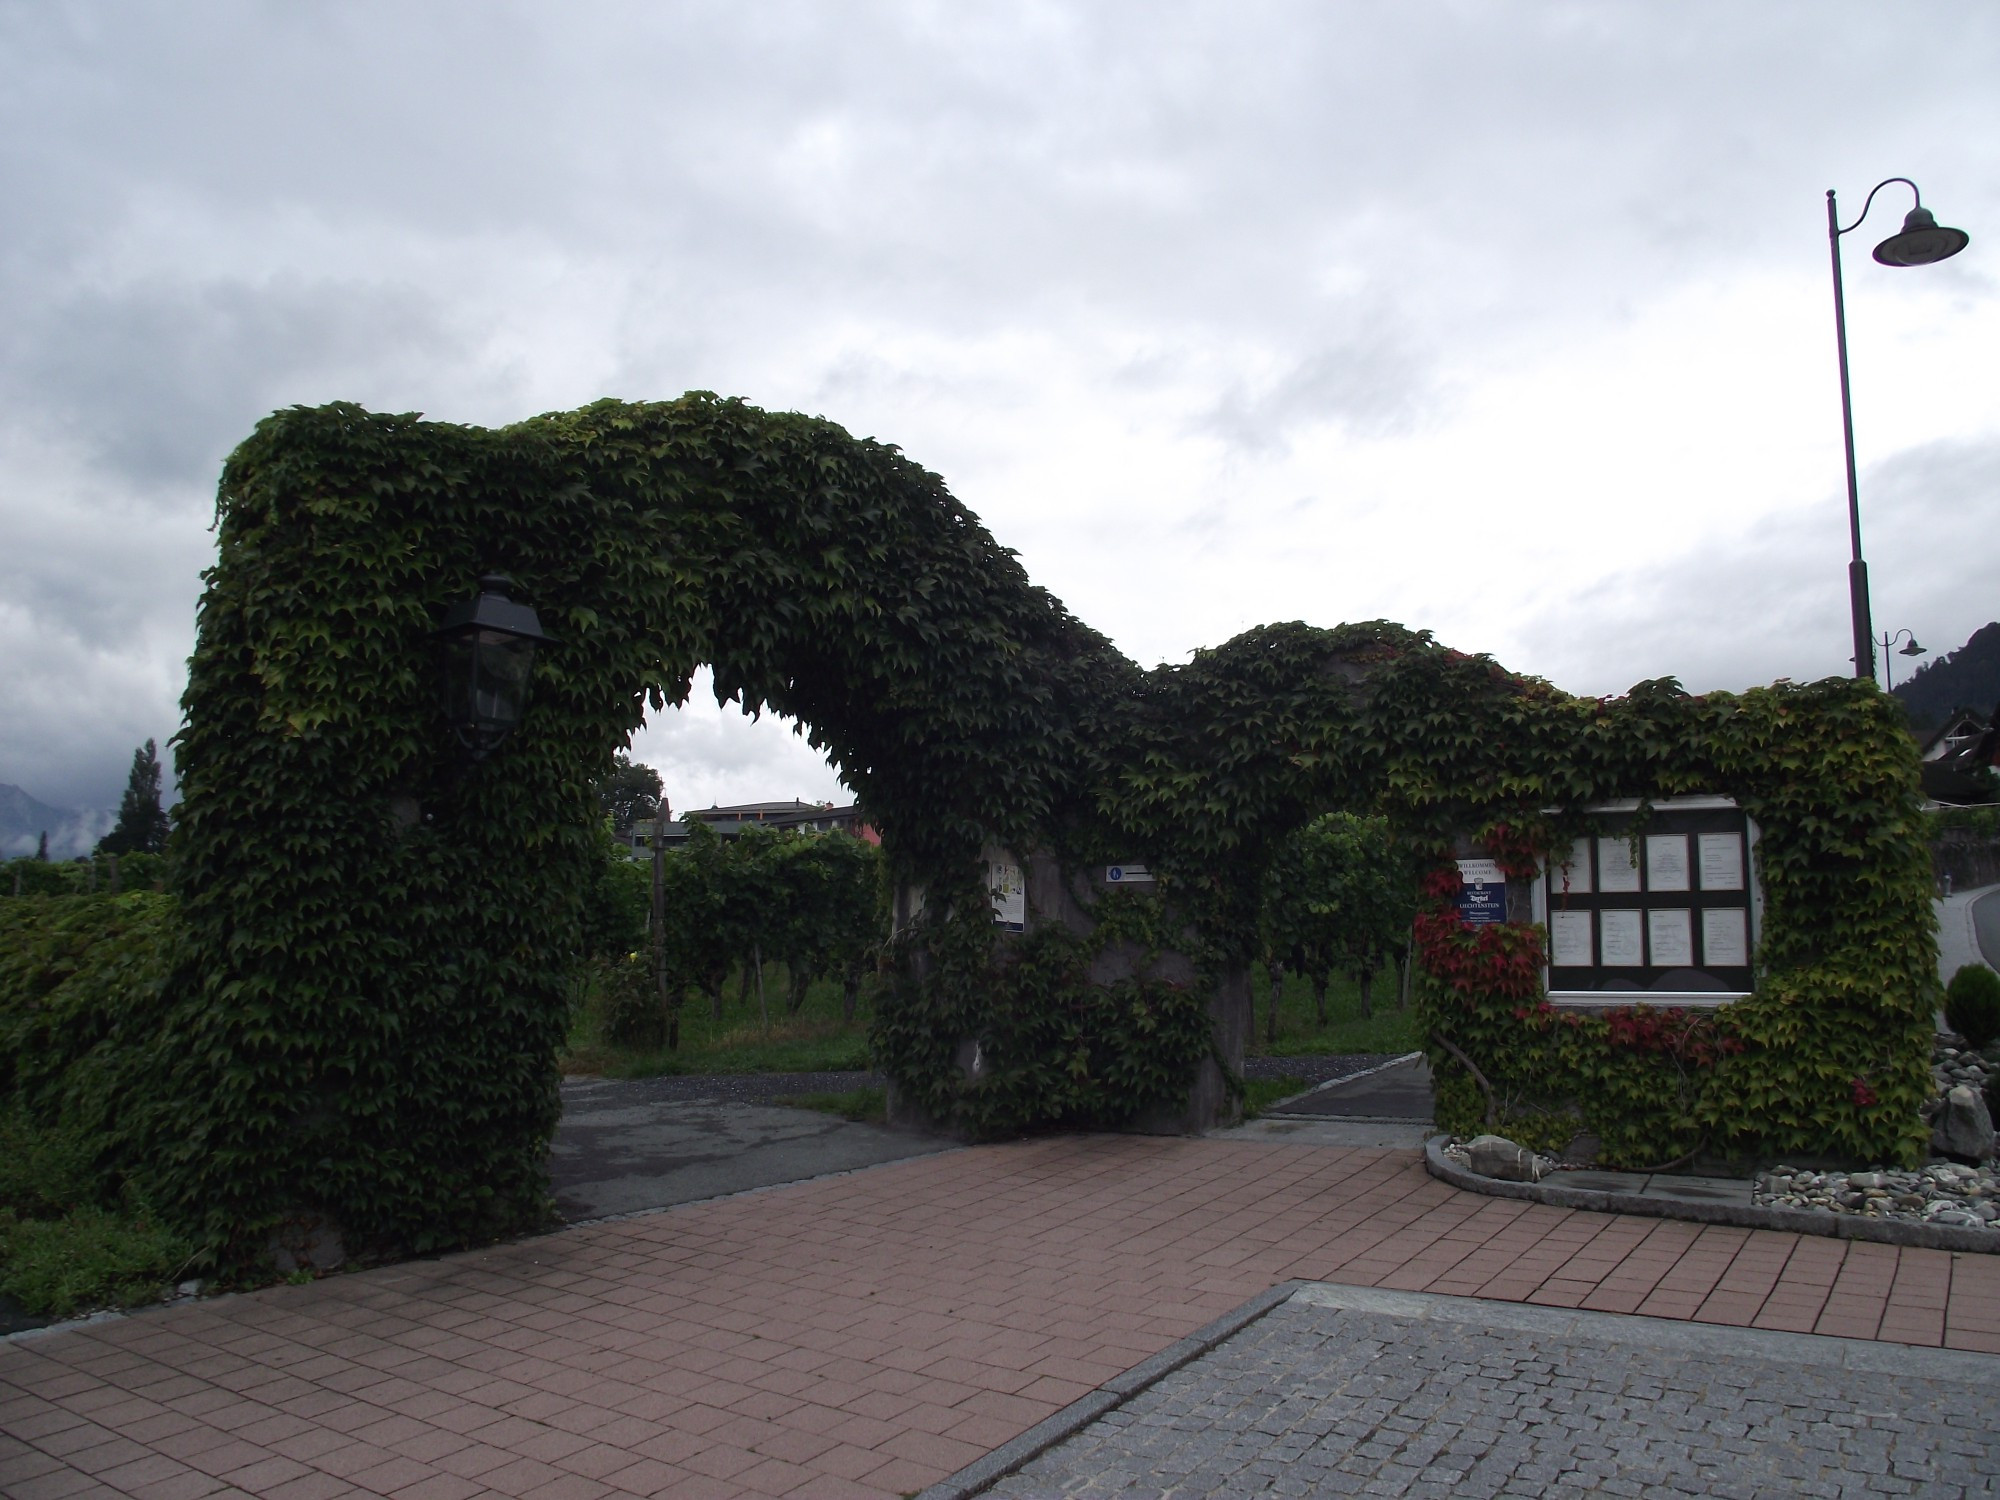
[628, 799, 879, 851]
[1917, 707, 2000, 807]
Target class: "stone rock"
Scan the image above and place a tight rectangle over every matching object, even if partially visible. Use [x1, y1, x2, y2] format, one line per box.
[1930, 1085, 1996, 1164]
[1465, 1133, 1541, 1182]
[269, 1212, 346, 1275]
[1560, 1131, 1601, 1166]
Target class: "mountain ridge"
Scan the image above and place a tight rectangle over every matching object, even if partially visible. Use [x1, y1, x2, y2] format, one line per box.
[1892, 623, 2000, 733]
[0, 783, 112, 859]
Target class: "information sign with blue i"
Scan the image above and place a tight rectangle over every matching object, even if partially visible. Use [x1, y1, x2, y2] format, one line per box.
[1455, 858, 1506, 927]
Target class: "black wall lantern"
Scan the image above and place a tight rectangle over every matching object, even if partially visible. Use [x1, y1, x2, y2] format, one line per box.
[431, 574, 556, 760]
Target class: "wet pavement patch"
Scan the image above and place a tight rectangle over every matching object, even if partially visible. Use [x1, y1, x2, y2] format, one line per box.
[1640, 1173, 1753, 1206]
[552, 1075, 958, 1221]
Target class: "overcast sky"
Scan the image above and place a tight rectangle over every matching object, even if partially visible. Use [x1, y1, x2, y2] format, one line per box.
[3, 1, 1996, 821]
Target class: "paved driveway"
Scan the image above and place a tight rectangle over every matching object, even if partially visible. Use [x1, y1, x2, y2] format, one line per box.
[4, 1136, 1995, 1498]
[552, 1078, 955, 1222]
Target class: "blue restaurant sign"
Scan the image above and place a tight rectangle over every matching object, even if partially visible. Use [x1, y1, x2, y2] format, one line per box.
[1455, 857, 1506, 926]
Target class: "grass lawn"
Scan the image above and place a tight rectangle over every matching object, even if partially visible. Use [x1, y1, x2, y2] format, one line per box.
[1242, 1075, 1309, 1117]
[563, 959, 876, 1078]
[776, 1086, 889, 1124]
[564, 957, 1424, 1080]
[1246, 964, 1423, 1058]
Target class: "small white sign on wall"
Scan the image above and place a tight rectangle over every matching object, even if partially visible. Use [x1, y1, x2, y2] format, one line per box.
[989, 859, 1025, 931]
[1106, 864, 1155, 884]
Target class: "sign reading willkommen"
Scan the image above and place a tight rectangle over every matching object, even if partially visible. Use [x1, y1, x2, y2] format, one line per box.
[1534, 796, 1760, 1006]
[1454, 858, 1506, 926]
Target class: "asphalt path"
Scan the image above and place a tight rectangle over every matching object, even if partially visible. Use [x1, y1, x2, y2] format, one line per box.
[551, 1073, 956, 1222]
[550, 1054, 1398, 1222]
[1268, 1052, 1433, 1120]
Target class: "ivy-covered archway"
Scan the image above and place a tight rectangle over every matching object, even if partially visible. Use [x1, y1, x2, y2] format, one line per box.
[163, 395, 1935, 1265]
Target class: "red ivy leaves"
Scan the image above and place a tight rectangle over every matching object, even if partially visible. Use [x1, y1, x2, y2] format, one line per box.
[1477, 821, 1544, 881]
[1601, 1005, 1744, 1067]
[1419, 865, 1463, 901]
[1413, 907, 1545, 1002]
[1851, 1076, 1878, 1107]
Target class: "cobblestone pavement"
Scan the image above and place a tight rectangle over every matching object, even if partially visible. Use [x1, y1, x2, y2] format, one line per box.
[985, 1286, 2000, 1499]
[6, 1137, 1998, 1498]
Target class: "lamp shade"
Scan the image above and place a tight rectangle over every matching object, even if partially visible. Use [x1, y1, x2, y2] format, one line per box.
[431, 574, 556, 759]
[1873, 206, 1970, 267]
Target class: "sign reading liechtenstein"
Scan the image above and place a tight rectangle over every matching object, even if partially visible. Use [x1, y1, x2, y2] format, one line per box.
[1105, 864, 1155, 884]
[1454, 858, 1506, 926]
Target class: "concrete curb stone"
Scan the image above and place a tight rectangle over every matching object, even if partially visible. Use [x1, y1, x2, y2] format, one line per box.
[1423, 1133, 2000, 1253]
[913, 1281, 1309, 1500]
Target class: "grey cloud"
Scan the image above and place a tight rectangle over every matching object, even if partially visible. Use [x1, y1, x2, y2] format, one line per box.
[1198, 311, 1441, 454]
[1513, 435, 2000, 698]
[4, 274, 465, 489]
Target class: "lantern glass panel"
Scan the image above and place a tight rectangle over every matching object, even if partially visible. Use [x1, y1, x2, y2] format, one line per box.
[441, 628, 538, 755]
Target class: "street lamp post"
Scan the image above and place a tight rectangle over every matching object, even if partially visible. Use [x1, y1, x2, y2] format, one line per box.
[1875, 628, 1926, 692]
[1827, 178, 1968, 682]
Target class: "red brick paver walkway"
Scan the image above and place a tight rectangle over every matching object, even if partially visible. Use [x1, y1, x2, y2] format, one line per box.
[4, 1137, 1995, 1499]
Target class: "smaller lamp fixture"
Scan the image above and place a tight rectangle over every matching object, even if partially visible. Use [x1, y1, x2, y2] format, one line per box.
[431, 574, 556, 760]
[1900, 636, 1927, 657]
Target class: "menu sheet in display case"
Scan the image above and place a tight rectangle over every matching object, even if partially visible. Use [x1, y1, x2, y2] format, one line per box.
[1541, 799, 1757, 1003]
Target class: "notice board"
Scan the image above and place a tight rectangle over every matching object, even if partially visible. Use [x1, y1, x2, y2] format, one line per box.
[1534, 797, 1760, 1006]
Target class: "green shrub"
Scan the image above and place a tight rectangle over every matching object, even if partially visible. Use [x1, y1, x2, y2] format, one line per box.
[0, 1105, 195, 1319]
[4, 859, 76, 897]
[0, 1204, 192, 1318]
[0, 892, 176, 1117]
[0, 1106, 99, 1218]
[2, 854, 166, 899]
[1947, 965, 2000, 1050]
[595, 953, 668, 1050]
[580, 834, 650, 961]
[0, 893, 177, 1152]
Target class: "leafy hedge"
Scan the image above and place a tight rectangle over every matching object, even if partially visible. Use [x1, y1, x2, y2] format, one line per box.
[110, 394, 1933, 1266]
[0, 894, 195, 1313]
[872, 885, 1217, 1137]
[0, 894, 177, 1153]
[1411, 678, 1935, 1168]
[4, 853, 167, 898]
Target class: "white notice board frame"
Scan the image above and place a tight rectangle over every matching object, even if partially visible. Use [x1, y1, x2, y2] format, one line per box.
[1530, 796, 1762, 1009]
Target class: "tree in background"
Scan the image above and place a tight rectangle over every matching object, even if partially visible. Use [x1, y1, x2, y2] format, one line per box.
[573, 814, 888, 1052]
[1261, 811, 1419, 1034]
[35, 831, 48, 861]
[596, 751, 663, 835]
[97, 741, 171, 856]
[763, 830, 885, 1020]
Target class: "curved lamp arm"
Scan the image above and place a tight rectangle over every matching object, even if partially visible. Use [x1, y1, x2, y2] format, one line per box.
[1834, 177, 1922, 238]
